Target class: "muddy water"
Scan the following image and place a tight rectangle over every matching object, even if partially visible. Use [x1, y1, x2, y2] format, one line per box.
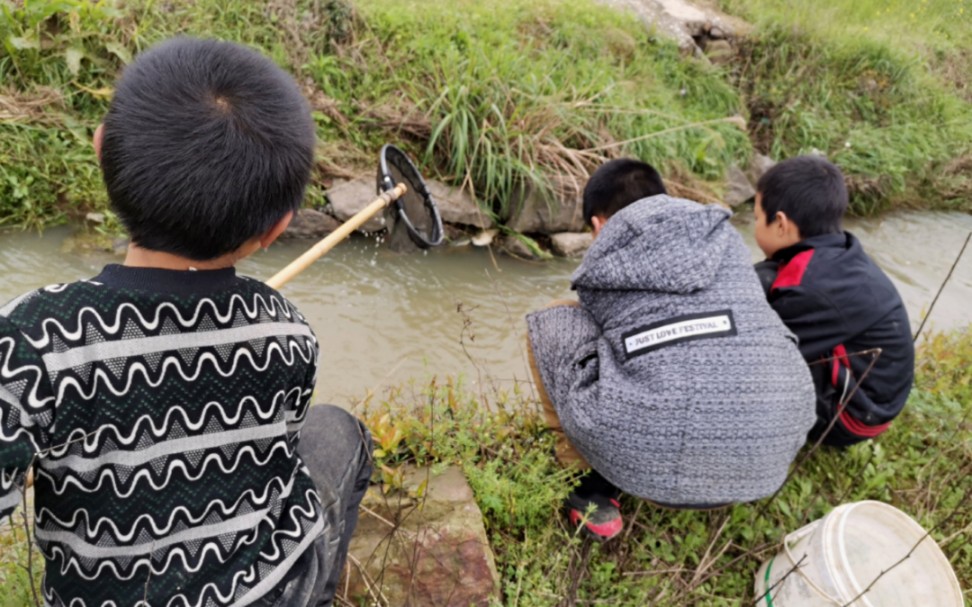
[1, 210, 969, 404]
[733, 209, 972, 337]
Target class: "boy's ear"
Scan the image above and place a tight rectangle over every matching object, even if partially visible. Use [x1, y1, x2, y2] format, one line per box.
[93, 123, 104, 161]
[774, 211, 802, 241]
[259, 211, 294, 249]
[591, 215, 606, 237]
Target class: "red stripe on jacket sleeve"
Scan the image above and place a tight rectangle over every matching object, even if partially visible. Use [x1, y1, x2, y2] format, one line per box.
[831, 343, 851, 386]
[839, 410, 892, 438]
[831, 343, 891, 438]
[771, 249, 815, 291]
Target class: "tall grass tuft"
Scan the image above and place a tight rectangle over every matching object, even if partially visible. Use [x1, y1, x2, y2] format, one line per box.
[721, 0, 972, 213]
[354, 0, 750, 218]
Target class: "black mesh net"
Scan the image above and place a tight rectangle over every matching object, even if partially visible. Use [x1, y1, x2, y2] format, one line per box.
[378, 145, 443, 252]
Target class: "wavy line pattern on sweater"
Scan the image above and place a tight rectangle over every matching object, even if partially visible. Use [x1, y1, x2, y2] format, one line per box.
[0, 272, 324, 607]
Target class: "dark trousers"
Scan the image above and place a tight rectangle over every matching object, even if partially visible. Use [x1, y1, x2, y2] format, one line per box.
[807, 365, 872, 449]
[257, 405, 373, 607]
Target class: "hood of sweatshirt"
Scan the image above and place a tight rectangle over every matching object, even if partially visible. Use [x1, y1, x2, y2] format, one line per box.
[571, 195, 733, 295]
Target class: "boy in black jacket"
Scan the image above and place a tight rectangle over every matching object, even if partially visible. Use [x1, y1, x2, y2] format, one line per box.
[753, 156, 914, 447]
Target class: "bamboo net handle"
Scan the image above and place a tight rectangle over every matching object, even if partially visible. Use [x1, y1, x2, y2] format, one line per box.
[267, 183, 407, 289]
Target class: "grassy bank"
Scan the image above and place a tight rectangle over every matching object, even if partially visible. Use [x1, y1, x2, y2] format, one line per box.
[0, 326, 969, 604]
[1, 0, 970, 229]
[718, 0, 972, 213]
[358, 329, 972, 605]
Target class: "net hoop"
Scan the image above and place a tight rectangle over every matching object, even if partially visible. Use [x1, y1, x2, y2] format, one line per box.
[377, 144, 444, 249]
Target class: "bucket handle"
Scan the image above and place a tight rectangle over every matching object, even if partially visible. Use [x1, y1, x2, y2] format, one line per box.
[780, 521, 843, 605]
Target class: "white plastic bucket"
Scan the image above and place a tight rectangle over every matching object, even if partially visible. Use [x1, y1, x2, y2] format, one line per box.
[753, 500, 963, 606]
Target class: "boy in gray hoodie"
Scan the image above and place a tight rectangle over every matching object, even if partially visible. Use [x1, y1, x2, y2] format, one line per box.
[527, 159, 815, 541]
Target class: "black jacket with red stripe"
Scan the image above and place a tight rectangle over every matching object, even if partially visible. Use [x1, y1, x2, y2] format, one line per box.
[768, 232, 914, 439]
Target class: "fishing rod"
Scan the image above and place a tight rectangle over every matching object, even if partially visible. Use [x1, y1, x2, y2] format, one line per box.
[912, 230, 971, 342]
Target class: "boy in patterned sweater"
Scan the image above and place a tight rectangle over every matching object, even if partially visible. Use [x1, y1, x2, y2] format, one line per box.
[527, 159, 815, 541]
[0, 38, 371, 606]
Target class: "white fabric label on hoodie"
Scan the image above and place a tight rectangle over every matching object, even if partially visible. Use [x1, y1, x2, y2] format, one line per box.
[622, 310, 737, 359]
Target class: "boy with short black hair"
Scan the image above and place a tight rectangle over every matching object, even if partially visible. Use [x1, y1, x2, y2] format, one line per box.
[0, 37, 371, 607]
[753, 155, 914, 448]
[581, 158, 667, 230]
[527, 158, 816, 541]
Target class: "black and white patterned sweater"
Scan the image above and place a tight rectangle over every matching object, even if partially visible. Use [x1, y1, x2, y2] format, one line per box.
[0, 265, 323, 607]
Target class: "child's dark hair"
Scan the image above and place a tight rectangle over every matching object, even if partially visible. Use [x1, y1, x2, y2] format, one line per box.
[582, 158, 667, 225]
[100, 37, 316, 260]
[756, 156, 848, 237]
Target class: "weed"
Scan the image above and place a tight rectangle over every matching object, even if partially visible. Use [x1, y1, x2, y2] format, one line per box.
[357, 0, 749, 217]
[0, 121, 103, 228]
[352, 330, 972, 605]
[0, 530, 40, 607]
[0, 0, 123, 226]
[1, 0, 752, 228]
[2, 327, 970, 604]
[0, 0, 969, 227]
[721, 0, 972, 213]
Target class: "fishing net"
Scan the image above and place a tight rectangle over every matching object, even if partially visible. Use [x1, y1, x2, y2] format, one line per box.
[377, 144, 443, 251]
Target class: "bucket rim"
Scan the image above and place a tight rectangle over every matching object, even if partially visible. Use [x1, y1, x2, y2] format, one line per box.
[779, 518, 843, 604]
[823, 500, 964, 606]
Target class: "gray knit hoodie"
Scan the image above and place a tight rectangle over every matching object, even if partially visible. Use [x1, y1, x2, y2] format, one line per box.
[527, 195, 815, 505]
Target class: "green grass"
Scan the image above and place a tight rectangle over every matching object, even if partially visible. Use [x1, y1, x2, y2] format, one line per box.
[0, 0, 970, 227]
[0, 0, 339, 227]
[351, 0, 749, 217]
[1, 326, 969, 603]
[357, 330, 972, 605]
[0, 510, 41, 607]
[719, 0, 971, 56]
[0, 0, 122, 228]
[719, 0, 972, 213]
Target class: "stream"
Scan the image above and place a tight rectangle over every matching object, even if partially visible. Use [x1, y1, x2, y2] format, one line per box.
[1, 209, 969, 405]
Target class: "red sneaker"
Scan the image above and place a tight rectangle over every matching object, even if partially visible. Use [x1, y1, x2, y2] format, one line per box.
[565, 492, 623, 542]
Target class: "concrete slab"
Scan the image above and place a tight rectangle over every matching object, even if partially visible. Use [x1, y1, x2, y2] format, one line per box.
[342, 466, 499, 607]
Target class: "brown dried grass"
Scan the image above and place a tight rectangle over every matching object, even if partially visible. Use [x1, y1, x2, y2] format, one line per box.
[0, 86, 65, 124]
